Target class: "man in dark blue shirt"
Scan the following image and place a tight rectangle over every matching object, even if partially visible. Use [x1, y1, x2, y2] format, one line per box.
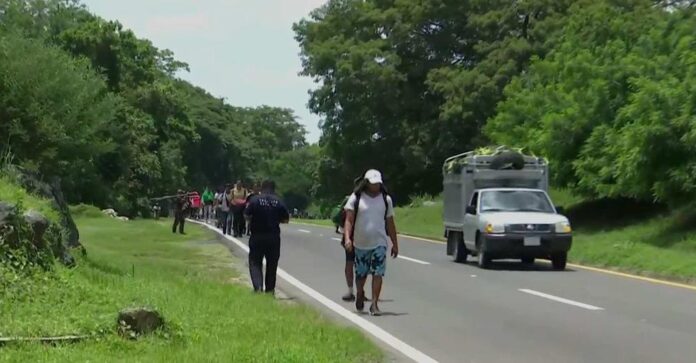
[244, 180, 290, 294]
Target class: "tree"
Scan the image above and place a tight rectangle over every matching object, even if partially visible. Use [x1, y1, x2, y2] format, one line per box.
[487, 0, 696, 206]
[0, 32, 116, 185]
[295, 0, 577, 203]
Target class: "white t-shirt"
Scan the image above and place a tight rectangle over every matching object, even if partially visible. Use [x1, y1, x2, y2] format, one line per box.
[344, 192, 394, 250]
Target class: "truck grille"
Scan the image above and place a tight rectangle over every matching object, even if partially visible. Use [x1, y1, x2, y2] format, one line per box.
[506, 224, 553, 233]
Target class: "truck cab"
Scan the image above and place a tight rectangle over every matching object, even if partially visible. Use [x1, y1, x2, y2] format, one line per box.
[443, 148, 572, 269]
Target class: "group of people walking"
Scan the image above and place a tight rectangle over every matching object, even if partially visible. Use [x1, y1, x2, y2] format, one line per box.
[169, 169, 399, 316]
[213, 181, 259, 237]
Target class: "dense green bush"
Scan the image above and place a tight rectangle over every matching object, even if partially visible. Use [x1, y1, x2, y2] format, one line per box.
[487, 1, 696, 207]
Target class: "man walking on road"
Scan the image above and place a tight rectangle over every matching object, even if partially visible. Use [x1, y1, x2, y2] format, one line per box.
[244, 180, 290, 294]
[344, 169, 399, 316]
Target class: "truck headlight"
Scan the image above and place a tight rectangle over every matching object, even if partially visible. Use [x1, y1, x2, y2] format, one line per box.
[485, 223, 505, 234]
[555, 221, 572, 233]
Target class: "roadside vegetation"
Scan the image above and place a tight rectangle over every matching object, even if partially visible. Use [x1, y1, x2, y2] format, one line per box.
[1, 204, 381, 362]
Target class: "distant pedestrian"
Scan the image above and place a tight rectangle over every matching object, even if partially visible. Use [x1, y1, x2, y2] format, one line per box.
[244, 180, 290, 294]
[214, 187, 224, 228]
[202, 187, 214, 222]
[230, 180, 248, 237]
[189, 191, 201, 219]
[244, 184, 260, 237]
[344, 169, 399, 316]
[172, 189, 189, 235]
[220, 184, 233, 234]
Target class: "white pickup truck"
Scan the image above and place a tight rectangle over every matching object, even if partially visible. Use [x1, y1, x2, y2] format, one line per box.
[442, 148, 572, 270]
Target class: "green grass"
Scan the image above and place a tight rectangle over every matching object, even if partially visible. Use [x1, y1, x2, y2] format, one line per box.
[1, 217, 382, 362]
[0, 176, 59, 222]
[571, 214, 696, 283]
[297, 191, 696, 284]
[69, 204, 105, 219]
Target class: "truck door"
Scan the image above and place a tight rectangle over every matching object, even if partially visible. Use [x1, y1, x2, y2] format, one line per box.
[463, 191, 479, 249]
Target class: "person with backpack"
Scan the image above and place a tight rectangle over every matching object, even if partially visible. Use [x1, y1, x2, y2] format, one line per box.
[331, 176, 363, 302]
[202, 187, 215, 222]
[229, 180, 248, 237]
[344, 169, 399, 316]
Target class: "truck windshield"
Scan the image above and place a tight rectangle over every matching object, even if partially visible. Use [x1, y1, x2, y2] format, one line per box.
[480, 190, 554, 213]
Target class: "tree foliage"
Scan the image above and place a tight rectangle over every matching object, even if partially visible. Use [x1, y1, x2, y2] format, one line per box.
[295, 0, 577, 202]
[296, 0, 694, 209]
[0, 0, 310, 216]
[487, 0, 696, 206]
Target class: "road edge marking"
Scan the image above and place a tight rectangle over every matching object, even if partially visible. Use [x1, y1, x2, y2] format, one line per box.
[566, 263, 696, 292]
[291, 222, 696, 292]
[398, 255, 431, 265]
[193, 221, 439, 363]
[519, 289, 604, 311]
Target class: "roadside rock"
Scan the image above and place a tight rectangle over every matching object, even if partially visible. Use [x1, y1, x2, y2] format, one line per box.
[24, 210, 49, 248]
[0, 202, 15, 227]
[117, 308, 165, 337]
[0, 202, 18, 247]
[102, 209, 117, 218]
[7, 166, 81, 248]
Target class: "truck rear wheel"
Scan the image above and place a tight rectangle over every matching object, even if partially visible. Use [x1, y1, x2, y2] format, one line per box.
[453, 233, 468, 263]
[551, 252, 567, 270]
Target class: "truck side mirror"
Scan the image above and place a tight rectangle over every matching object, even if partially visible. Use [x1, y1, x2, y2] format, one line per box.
[466, 205, 477, 215]
[555, 206, 565, 215]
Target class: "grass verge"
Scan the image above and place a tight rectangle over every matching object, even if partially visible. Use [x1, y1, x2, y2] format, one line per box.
[0, 217, 382, 362]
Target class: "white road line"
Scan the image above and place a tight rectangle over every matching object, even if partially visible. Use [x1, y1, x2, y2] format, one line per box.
[193, 221, 438, 363]
[519, 289, 604, 311]
[298, 229, 312, 234]
[398, 255, 431, 265]
[331, 237, 342, 242]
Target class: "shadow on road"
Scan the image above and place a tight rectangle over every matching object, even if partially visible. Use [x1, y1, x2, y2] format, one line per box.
[357, 311, 409, 317]
[456, 259, 576, 272]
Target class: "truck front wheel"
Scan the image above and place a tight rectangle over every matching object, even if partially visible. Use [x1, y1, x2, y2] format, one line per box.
[476, 234, 492, 269]
[551, 252, 567, 271]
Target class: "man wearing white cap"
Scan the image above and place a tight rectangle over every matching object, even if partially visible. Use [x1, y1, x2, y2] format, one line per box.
[344, 169, 399, 316]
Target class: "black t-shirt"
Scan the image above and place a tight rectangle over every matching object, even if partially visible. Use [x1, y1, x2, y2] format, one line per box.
[244, 193, 289, 236]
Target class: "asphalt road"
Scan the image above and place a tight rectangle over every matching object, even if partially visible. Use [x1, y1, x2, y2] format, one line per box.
[208, 222, 696, 363]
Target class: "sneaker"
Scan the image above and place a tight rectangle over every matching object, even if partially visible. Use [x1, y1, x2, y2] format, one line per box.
[356, 290, 365, 311]
[342, 292, 356, 302]
[369, 304, 382, 316]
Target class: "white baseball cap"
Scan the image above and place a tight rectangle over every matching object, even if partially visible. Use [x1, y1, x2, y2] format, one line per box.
[364, 169, 383, 184]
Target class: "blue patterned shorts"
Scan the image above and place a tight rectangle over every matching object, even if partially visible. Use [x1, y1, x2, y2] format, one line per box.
[354, 245, 387, 278]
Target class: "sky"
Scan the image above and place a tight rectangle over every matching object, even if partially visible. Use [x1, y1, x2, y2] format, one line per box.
[81, 0, 326, 143]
